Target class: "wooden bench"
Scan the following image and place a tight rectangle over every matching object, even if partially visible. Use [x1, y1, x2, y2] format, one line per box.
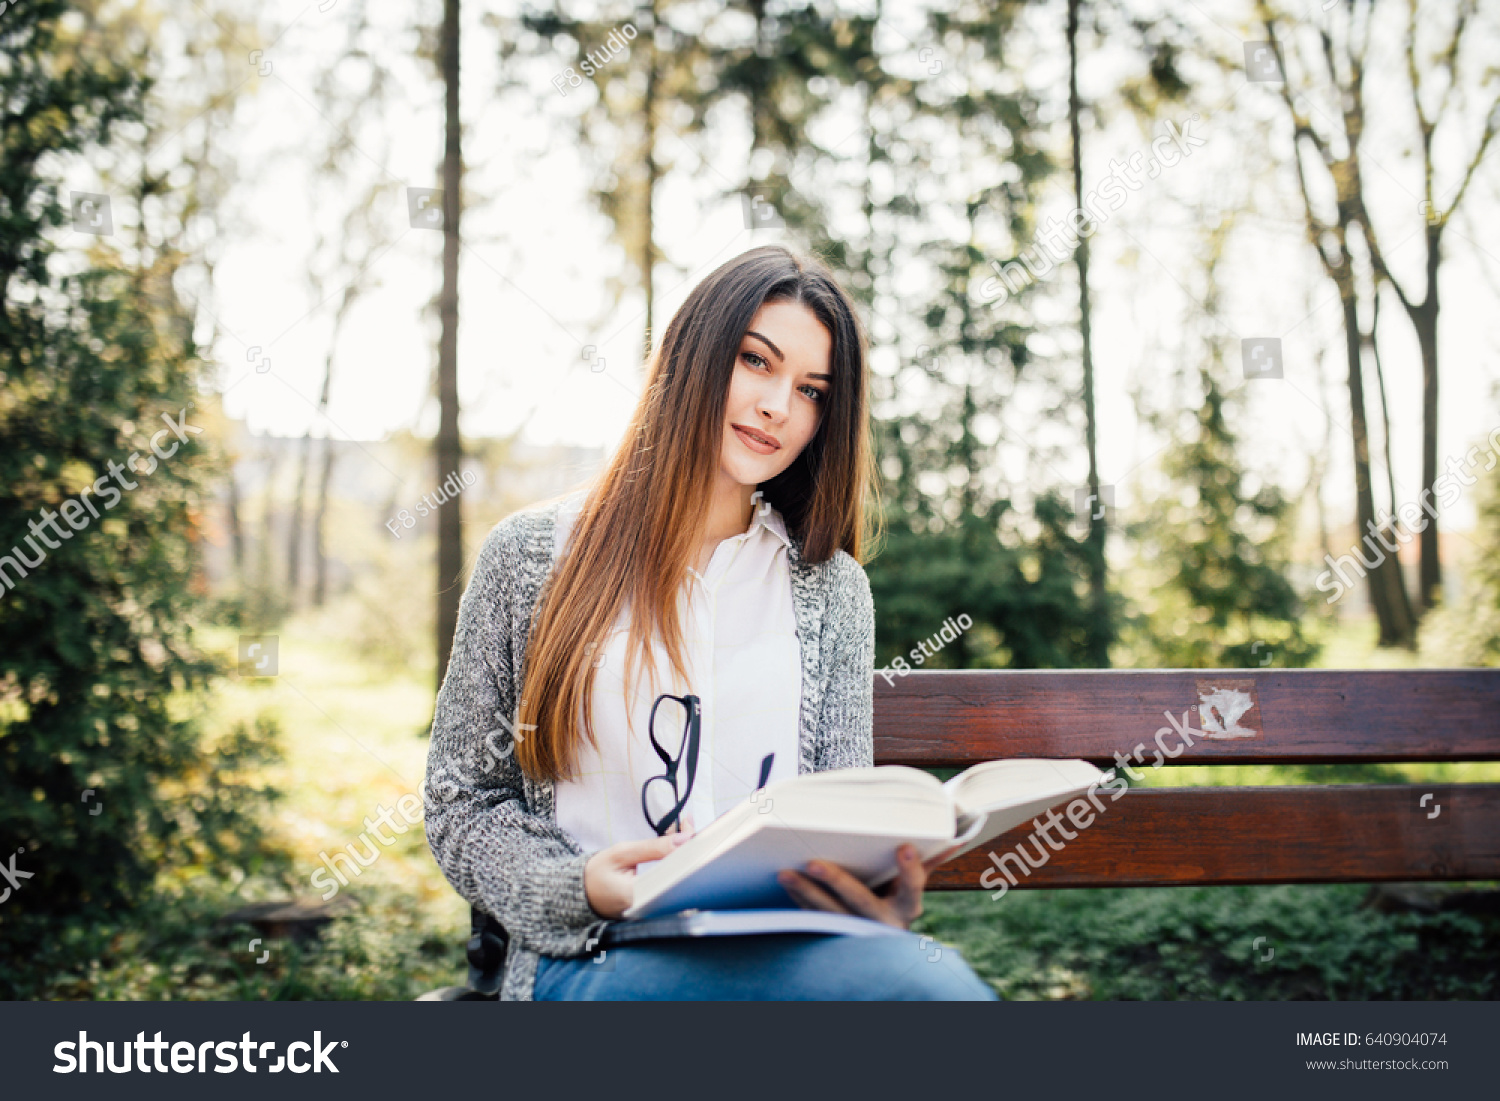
[422, 667, 1500, 998]
[881, 669, 1500, 890]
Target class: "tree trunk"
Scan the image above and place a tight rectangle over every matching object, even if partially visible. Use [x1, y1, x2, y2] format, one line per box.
[308, 336, 339, 606]
[286, 432, 311, 608]
[1068, 0, 1109, 666]
[1339, 288, 1414, 647]
[640, 0, 659, 360]
[1311, 338, 1335, 565]
[1366, 288, 1398, 525]
[312, 439, 336, 606]
[435, 0, 464, 687]
[226, 465, 245, 578]
[256, 451, 280, 626]
[1414, 256, 1440, 609]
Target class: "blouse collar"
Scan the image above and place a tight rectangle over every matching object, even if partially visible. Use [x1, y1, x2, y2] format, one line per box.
[557, 486, 792, 552]
[748, 490, 792, 549]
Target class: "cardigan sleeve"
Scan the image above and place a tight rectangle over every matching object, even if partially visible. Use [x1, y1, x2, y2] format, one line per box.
[812, 551, 876, 772]
[423, 515, 608, 957]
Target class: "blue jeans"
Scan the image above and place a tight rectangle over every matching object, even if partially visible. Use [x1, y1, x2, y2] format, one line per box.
[533, 931, 999, 1001]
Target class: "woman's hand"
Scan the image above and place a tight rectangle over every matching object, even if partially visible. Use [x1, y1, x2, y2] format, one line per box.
[583, 819, 695, 920]
[776, 844, 936, 929]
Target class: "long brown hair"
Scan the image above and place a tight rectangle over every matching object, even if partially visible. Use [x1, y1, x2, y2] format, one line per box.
[515, 245, 877, 783]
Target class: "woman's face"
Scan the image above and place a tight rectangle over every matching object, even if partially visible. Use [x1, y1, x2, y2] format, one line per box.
[717, 299, 833, 493]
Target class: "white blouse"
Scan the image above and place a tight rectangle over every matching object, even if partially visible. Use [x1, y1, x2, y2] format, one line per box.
[551, 488, 803, 854]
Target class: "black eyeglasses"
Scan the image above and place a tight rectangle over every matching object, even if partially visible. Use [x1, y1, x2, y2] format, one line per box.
[641, 693, 702, 836]
[639, 693, 777, 836]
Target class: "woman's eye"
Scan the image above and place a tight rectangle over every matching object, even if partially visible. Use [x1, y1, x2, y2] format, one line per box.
[742, 350, 768, 370]
[800, 385, 825, 403]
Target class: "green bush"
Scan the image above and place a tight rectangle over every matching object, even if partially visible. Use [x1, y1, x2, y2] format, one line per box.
[1421, 455, 1500, 665]
[0, 1, 286, 955]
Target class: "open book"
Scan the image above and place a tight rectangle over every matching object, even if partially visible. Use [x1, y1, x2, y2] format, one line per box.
[624, 758, 1104, 921]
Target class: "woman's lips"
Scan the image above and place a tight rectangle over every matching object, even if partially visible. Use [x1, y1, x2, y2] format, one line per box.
[733, 424, 781, 454]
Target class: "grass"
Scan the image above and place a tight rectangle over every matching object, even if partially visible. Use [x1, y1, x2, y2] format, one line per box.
[914, 884, 1499, 1000]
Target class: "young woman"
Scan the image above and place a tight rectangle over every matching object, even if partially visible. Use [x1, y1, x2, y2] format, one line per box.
[424, 245, 996, 1001]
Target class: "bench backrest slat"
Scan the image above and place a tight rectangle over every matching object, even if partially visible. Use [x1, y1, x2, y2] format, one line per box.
[873, 669, 1500, 766]
[925, 783, 1500, 889]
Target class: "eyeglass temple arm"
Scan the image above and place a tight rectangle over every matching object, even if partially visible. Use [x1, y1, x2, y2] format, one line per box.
[756, 752, 773, 790]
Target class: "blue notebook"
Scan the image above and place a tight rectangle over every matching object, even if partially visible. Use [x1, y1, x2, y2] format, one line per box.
[598, 908, 903, 946]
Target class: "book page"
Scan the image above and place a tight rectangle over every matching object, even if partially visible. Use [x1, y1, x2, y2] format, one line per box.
[939, 758, 1104, 861]
[944, 759, 1103, 817]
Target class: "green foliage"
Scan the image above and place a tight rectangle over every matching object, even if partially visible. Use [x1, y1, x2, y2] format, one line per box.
[1122, 370, 1319, 668]
[0, 2, 284, 931]
[917, 885, 1499, 1000]
[869, 495, 1099, 670]
[511, 1, 877, 306]
[1118, 214, 1318, 671]
[854, 8, 1104, 672]
[514, 0, 1103, 672]
[1420, 454, 1500, 665]
[0, 1, 143, 288]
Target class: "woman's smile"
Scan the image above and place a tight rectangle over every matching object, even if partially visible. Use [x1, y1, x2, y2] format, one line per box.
[732, 423, 781, 453]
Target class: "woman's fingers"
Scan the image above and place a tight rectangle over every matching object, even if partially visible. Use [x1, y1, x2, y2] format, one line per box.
[585, 832, 699, 919]
[584, 850, 628, 919]
[885, 844, 926, 923]
[776, 869, 849, 914]
[783, 846, 928, 928]
[799, 860, 888, 921]
[611, 832, 692, 870]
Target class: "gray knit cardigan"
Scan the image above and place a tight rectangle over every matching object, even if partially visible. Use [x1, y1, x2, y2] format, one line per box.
[422, 496, 876, 1000]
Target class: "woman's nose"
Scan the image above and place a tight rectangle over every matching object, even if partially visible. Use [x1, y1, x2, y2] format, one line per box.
[756, 381, 791, 421]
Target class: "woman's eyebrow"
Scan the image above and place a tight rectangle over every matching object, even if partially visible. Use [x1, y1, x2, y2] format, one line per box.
[744, 330, 784, 361]
[744, 330, 833, 381]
